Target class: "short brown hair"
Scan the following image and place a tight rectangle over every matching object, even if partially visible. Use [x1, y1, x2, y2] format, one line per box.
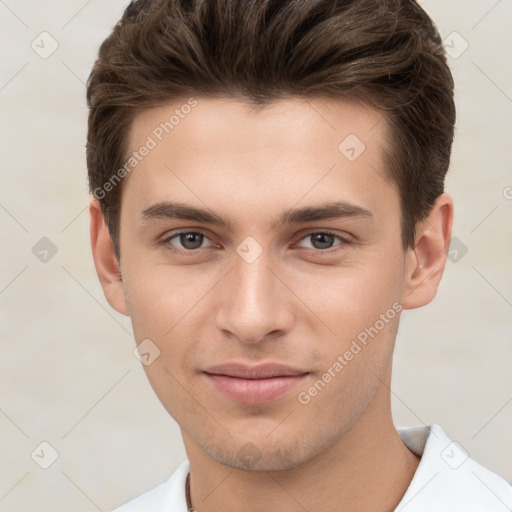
[86, 0, 455, 260]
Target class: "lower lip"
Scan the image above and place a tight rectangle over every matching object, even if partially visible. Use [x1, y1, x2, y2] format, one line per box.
[204, 373, 309, 404]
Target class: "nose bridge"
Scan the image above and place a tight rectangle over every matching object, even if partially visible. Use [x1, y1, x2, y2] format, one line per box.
[216, 249, 291, 343]
[236, 255, 273, 310]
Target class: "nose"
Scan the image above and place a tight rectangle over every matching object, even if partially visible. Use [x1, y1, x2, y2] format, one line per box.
[215, 251, 294, 345]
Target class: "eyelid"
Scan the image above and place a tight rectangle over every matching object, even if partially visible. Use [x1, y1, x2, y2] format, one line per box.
[295, 230, 350, 251]
[159, 228, 352, 253]
[160, 229, 216, 252]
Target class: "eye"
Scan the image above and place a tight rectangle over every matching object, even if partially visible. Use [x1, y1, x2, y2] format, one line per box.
[164, 231, 212, 251]
[297, 231, 346, 251]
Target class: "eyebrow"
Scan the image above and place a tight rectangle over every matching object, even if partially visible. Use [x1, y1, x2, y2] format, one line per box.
[139, 200, 373, 230]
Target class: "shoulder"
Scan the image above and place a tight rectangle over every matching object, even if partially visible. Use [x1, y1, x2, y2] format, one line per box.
[396, 424, 512, 511]
[111, 460, 190, 512]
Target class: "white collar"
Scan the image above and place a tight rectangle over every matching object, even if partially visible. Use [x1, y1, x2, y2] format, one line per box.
[394, 423, 512, 510]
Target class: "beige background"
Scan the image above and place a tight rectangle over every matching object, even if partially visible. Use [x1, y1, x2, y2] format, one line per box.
[1, 1, 511, 510]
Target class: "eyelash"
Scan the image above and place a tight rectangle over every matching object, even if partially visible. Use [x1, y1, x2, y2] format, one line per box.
[160, 230, 350, 255]
[297, 230, 349, 254]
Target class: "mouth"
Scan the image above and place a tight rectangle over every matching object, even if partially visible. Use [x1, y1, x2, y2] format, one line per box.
[203, 363, 310, 405]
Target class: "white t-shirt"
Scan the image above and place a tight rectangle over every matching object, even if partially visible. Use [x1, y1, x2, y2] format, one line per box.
[112, 424, 512, 511]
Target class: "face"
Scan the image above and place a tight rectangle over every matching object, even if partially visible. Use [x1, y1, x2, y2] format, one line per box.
[115, 97, 414, 470]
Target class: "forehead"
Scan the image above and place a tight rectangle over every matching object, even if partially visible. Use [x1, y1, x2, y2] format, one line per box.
[129, 96, 387, 157]
[123, 96, 397, 227]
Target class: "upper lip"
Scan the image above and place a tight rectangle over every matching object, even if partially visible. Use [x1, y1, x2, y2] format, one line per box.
[204, 363, 309, 379]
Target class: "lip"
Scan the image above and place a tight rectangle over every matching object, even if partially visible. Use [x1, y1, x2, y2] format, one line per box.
[203, 363, 309, 404]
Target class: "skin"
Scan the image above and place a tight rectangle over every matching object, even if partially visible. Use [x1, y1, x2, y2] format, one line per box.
[90, 96, 453, 512]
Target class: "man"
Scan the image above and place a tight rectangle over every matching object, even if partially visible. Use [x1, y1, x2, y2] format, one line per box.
[86, 0, 512, 510]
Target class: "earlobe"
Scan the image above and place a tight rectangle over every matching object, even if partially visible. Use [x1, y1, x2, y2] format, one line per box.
[89, 198, 129, 316]
[402, 193, 454, 310]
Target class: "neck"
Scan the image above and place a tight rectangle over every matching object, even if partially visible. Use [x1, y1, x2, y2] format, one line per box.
[184, 379, 420, 512]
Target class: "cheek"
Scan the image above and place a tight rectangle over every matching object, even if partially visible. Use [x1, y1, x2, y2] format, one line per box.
[291, 254, 404, 341]
[122, 263, 212, 340]
[123, 266, 211, 419]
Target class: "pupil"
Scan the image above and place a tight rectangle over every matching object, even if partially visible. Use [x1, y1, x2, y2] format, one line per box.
[181, 233, 203, 249]
[312, 233, 334, 249]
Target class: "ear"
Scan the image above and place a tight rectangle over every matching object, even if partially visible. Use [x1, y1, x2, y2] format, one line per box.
[89, 198, 129, 316]
[402, 193, 454, 310]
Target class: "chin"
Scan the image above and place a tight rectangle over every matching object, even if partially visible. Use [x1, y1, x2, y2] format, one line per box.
[201, 435, 312, 472]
